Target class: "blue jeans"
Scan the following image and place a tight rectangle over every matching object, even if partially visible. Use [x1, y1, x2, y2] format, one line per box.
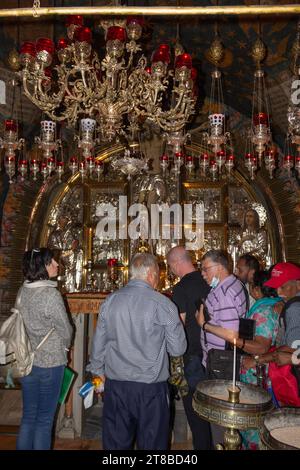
[17, 365, 64, 450]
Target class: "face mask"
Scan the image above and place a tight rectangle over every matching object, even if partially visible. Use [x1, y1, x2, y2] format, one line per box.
[210, 276, 220, 289]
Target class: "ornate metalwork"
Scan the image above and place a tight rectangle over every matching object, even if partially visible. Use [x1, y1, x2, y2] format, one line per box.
[260, 408, 300, 450]
[47, 186, 84, 293]
[193, 379, 273, 450]
[18, 17, 195, 146]
[2, 5, 300, 19]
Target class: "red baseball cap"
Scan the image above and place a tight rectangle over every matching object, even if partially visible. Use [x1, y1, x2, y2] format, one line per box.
[264, 262, 300, 288]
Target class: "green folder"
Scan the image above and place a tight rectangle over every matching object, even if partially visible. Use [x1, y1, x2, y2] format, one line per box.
[59, 366, 76, 405]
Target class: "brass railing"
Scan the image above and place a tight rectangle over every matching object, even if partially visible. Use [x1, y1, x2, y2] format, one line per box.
[0, 4, 300, 19]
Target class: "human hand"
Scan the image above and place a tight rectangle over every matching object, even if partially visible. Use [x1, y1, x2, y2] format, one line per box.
[195, 304, 205, 327]
[242, 356, 256, 370]
[274, 351, 293, 366]
[226, 329, 239, 343]
[92, 375, 105, 394]
[273, 301, 284, 315]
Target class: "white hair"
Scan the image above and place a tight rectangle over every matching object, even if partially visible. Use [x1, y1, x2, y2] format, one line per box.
[129, 253, 159, 281]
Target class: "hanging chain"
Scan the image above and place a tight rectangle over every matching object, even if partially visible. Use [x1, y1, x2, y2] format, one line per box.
[32, 0, 41, 18]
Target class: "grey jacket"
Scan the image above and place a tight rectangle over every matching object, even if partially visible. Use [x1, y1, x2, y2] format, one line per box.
[20, 280, 73, 368]
[87, 279, 187, 383]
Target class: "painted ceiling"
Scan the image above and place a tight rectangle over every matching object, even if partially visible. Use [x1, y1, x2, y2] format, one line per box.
[0, 0, 299, 154]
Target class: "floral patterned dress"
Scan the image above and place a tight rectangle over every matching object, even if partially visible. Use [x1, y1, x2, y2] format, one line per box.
[239, 297, 280, 450]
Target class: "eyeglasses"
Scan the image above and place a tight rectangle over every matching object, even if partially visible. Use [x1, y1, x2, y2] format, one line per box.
[201, 264, 219, 273]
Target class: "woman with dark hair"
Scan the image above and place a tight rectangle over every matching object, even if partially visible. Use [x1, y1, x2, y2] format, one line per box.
[238, 270, 281, 449]
[16, 247, 73, 450]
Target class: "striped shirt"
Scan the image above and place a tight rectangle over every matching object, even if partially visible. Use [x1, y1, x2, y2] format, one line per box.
[201, 275, 247, 366]
[87, 279, 187, 383]
[283, 293, 300, 347]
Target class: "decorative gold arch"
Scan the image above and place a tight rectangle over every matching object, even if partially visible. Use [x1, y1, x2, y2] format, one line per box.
[25, 142, 285, 290]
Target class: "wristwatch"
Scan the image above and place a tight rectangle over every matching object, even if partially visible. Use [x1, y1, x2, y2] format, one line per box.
[254, 355, 260, 365]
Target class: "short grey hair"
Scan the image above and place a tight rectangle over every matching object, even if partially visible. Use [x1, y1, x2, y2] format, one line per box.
[129, 253, 159, 281]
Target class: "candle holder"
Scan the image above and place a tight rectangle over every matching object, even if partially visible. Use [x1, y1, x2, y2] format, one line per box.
[107, 258, 118, 291]
[193, 379, 273, 451]
[227, 385, 241, 404]
[85, 259, 94, 291]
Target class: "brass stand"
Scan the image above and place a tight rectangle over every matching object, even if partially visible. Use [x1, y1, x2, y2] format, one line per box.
[216, 386, 242, 450]
[193, 379, 273, 451]
[228, 385, 241, 404]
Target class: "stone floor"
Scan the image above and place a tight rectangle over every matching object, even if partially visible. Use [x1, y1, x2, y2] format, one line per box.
[0, 386, 192, 450]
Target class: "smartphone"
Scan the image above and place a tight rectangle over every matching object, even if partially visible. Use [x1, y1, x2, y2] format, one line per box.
[239, 318, 256, 340]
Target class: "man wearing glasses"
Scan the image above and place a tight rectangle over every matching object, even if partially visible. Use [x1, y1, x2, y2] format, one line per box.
[198, 249, 247, 447]
[199, 249, 247, 367]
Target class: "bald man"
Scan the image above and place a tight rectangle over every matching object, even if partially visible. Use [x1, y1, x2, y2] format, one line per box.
[167, 246, 211, 450]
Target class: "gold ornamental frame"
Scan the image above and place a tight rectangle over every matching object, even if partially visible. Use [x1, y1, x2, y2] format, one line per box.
[25, 142, 285, 283]
[1, 5, 300, 19]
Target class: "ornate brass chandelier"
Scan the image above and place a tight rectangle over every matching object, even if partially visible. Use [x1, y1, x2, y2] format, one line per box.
[200, 32, 234, 180]
[285, 20, 300, 177]
[19, 15, 195, 141]
[243, 30, 278, 180]
[0, 14, 195, 183]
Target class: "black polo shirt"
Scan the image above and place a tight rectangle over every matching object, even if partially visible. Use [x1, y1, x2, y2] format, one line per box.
[172, 270, 210, 358]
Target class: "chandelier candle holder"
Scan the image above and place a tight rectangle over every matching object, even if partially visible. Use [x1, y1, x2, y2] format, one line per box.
[206, 111, 226, 154]
[289, 19, 300, 148]
[246, 37, 273, 178]
[225, 154, 235, 175]
[252, 109, 271, 161]
[79, 160, 87, 182]
[283, 154, 294, 178]
[287, 104, 300, 152]
[201, 35, 234, 179]
[185, 155, 194, 175]
[56, 160, 64, 182]
[160, 154, 169, 176]
[264, 149, 276, 179]
[296, 155, 300, 174]
[0, 119, 25, 183]
[199, 153, 210, 175]
[111, 148, 148, 180]
[69, 156, 78, 176]
[163, 130, 191, 156]
[35, 120, 61, 180]
[107, 258, 118, 291]
[173, 151, 185, 175]
[245, 152, 258, 181]
[30, 158, 39, 181]
[95, 160, 104, 181]
[77, 118, 98, 159]
[209, 158, 218, 181]
[285, 22, 300, 176]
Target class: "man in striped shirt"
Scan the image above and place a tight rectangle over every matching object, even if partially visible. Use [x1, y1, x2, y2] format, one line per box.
[199, 250, 247, 367]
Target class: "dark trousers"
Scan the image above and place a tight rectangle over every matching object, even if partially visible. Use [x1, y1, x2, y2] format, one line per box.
[103, 378, 170, 450]
[182, 355, 212, 450]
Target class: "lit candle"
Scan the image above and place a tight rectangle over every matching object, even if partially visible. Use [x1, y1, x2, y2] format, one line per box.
[233, 337, 237, 389]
